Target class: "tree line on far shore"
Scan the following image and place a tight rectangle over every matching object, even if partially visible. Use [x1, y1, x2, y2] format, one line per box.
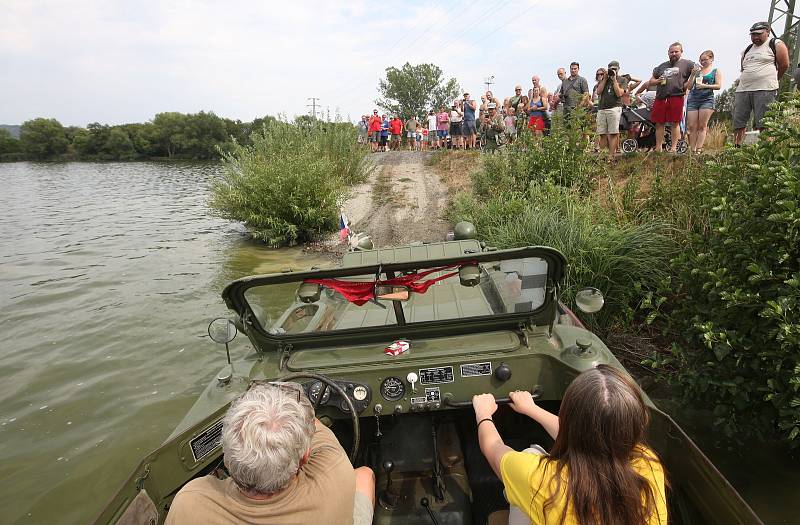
[0, 112, 314, 162]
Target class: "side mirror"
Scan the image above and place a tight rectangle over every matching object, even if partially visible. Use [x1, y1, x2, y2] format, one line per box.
[374, 285, 410, 301]
[575, 287, 604, 313]
[208, 317, 238, 343]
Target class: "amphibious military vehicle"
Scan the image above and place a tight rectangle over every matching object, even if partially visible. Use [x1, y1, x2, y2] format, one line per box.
[96, 229, 762, 525]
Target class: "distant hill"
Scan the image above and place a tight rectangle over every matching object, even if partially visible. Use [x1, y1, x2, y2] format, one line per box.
[0, 125, 21, 138]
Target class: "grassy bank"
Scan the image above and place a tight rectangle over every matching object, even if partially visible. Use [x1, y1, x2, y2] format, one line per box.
[433, 95, 800, 447]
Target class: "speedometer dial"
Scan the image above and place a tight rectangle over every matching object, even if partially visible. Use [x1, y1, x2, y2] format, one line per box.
[380, 377, 405, 401]
[308, 381, 331, 405]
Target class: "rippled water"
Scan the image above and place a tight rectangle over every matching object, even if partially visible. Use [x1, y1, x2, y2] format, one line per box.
[0, 162, 328, 524]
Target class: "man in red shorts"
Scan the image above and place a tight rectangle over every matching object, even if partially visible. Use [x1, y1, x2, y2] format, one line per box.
[647, 42, 695, 152]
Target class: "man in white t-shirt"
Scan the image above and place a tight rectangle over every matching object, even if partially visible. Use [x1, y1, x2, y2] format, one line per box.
[733, 21, 790, 146]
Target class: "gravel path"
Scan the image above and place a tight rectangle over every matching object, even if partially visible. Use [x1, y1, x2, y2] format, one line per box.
[342, 151, 451, 247]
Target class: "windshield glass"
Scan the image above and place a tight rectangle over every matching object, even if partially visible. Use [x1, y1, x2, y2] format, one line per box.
[243, 257, 549, 336]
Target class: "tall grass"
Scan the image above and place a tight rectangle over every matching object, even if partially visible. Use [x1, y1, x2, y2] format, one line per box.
[702, 122, 729, 151]
[450, 183, 675, 330]
[210, 119, 369, 246]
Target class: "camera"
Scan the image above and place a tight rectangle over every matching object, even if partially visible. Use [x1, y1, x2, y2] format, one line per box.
[608, 69, 616, 77]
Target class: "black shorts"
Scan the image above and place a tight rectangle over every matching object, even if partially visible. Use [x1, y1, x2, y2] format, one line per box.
[462, 121, 477, 135]
[449, 122, 462, 136]
[379, 136, 388, 145]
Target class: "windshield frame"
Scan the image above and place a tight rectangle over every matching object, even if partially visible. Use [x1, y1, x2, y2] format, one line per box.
[221, 246, 566, 352]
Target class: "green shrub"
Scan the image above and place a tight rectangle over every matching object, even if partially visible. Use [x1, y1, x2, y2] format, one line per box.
[472, 109, 601, 198]
[449, 182, 674, 330]
[663, 94, 800, 445]
[210, 118, 368, 246]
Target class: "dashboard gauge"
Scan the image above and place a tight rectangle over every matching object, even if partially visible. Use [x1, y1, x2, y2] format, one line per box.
[307, 381, 331, 405]
[352, 385, 368, 401]
[380, 377, 405, 401]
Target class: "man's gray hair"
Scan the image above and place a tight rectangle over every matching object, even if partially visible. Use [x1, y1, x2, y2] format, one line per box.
[670, 41, 683, 50]
[222, 383, 315, 495]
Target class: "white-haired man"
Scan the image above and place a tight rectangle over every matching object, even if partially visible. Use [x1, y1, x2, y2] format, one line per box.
[166, 382, 375, 524]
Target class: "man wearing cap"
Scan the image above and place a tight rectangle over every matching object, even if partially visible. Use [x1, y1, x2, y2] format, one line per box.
[481, 103, 506, 152]
[733, 21, 790, 146]
[595, 61, 628, 157]
[462, 93, 478, 149]
[648, 42, 695, 152]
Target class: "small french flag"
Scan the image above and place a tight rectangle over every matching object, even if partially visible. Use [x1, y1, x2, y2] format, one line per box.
[338, 213, 350, 242]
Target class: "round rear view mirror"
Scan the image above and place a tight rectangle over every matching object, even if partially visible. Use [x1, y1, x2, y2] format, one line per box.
[575, 287, 605, 314]
[208, 317, 238, 344]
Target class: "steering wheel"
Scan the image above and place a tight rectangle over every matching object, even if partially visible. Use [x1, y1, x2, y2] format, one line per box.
[277, 372, 360, 463]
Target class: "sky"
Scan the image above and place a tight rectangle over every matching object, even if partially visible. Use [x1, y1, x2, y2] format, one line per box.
[0, 0, 776, 126]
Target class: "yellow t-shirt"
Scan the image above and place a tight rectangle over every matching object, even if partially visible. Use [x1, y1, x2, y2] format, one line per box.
[500, 446, 668, 525]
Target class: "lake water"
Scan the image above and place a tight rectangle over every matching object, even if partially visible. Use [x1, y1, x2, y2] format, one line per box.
[0, 162, 329, 524]
[0, 161, 797, 524]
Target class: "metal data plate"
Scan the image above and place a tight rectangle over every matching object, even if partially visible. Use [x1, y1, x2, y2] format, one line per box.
[461, 362, 492, 377]
[419, 366, 454, 384]
[189, 419, 223, 463]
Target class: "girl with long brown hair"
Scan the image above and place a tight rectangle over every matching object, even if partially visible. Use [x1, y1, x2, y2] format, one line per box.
[472, 364, 667, 525]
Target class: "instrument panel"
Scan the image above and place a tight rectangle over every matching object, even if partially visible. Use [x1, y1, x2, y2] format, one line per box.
[302, 380, 372, 413]
[306, 361, 510, 415]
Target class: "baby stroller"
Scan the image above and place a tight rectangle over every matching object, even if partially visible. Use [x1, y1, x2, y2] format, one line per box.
[619, 106, 687, 154]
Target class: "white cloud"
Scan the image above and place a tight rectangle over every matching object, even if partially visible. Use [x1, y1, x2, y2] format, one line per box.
[0, 0, 774, 125]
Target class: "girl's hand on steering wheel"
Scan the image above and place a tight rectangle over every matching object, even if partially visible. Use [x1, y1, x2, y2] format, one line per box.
[472, 393, 498, 421]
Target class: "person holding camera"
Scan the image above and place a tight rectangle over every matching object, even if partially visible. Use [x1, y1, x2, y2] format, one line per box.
[450, 101, 464, 149]
[481, 103, 506, 152]
[596, 60, 628, 158]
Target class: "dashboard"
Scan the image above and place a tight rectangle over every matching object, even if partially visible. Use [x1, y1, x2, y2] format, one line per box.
[301, 361, 515, 415]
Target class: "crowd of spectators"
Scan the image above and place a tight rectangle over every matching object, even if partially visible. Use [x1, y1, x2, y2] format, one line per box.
[356, 22, 795, 156]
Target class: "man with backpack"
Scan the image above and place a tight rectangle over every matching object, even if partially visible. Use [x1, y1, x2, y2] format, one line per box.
[733, 21, 790, 146]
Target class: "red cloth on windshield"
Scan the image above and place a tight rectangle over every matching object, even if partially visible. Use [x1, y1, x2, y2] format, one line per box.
[305, 265, 462, 306]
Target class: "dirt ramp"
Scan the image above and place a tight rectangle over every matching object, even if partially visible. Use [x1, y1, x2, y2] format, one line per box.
[343, 151, 450, 248]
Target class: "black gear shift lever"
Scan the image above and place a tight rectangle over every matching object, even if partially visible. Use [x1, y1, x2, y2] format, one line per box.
[378, 460, 398, 510]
